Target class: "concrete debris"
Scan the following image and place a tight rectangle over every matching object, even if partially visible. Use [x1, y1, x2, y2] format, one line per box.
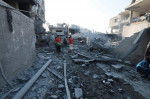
[111, 64, 124, 72]
[47, 68, 63, 80]
[84, 71, 90, 76]
[108, 89, 114, 94]
[68, 77, 73, 83]
[94, 57, 120, 62]
[118, 88, 123, 93]
[103, 80, 112, 87]
[71, 55, 78, 59]
[12, 87, 21, 92]
[75, 88, 83, 98]
[0, 30, 147, 99]
[75, 52, 91, 59]
[58, 84, 65, 89]
[56, 65, 63, 69]
[105, 73, 112, 77]
[50, 95, 58, 99]
[107, 79, 113, 83]
[41, 73, 48, 78]
[92, 42, 109, 52]
[93, 74, 99, 79]
[126, 96, 131, 99]
[81, 64, 86, 67]
[72, 59, 94, 64]
[17, 75, 29, 83]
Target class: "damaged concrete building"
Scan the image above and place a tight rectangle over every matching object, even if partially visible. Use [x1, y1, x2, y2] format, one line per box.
[0, 0, 45, 87]
[109, 11, 130, 36]
[109, 0, 150, 65]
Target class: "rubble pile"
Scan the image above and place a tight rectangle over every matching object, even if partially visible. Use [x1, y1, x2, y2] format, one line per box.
[0, 33, 149, 99]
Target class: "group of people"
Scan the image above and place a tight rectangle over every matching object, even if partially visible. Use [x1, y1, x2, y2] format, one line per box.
[54, 35, 150, 78]
[54, 35, 73, 55]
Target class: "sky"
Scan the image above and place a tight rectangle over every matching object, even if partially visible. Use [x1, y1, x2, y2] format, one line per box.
[45, 0, 131, 33]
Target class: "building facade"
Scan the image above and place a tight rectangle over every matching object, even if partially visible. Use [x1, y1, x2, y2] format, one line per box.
[109, 0, 150, 37]
[0, 0, 45, 87]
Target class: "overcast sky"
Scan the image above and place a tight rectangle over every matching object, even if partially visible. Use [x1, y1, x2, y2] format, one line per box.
[45, 0, 131, 33]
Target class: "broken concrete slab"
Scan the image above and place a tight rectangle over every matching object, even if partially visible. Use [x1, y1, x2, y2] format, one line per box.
[58, 84, 65, 89]
[118, 88, 123, 93]
[111, 64, 124, 72]
[47, 68, 63, 80]
[84, 71, 90, 76]
[75, 52, 91, 59]
[75, 88, 83, 98]
[107, 79, 113, 83]
[50, 95, 58, 99]
[94, 57, 120, 62]
[92, 42, 109, 51]
[105, 73, 112, 77]
[72, 59, 94, 64]
[71, 55, 78, 59]
[93, 74, 99, 79]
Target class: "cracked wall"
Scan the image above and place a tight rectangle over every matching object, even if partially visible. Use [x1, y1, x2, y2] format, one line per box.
[0, 1, 36, 87]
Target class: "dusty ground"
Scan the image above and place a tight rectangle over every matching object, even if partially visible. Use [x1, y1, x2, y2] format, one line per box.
[0, 38, 150, 99]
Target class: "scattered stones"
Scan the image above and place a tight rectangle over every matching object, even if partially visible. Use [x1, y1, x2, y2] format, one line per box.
[123, 82, 129, 85]
[56, 65, 63, 69]
[75, 88, 83, 98]
[17, 75, 29, 83]
[112, 75, 120, 81]
[58, 84, 65, 89]
[111, 64, 124, 72]
[105, 73, 112, 77]
[41, 73, 48, 78]
[103, 80, 112, 87]
[68, 77, 73, 83]
[118, 88, 123, 93]
[12, 87, 20, 92]
[50, 95, 58, 99]
[93, 74, 99, 79]
[84, 71, 90, 76]
[71, 55, 78, 59]
[107, 79, 113, 83]
[108, 89, 114, 94]
[126, 96, 131, 99]
[81, 64, 86, 67]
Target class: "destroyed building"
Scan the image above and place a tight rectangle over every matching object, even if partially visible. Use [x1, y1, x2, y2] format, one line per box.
[0, 0, 45, 87]
[109, 0, 150, 66]
[109, 11, 130, 36]
[109, 0, 150, 37]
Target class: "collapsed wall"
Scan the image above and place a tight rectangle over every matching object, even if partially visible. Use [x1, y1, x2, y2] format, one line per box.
[0, 1, 36, 87]
[111, 28, 150, 66]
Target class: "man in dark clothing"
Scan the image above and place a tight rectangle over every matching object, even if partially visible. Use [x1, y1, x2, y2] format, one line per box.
[136, 42, 150, 78]
[55, 35, 61, 54]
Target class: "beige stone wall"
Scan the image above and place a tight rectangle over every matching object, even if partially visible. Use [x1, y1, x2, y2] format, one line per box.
[122, 21, 148, 37]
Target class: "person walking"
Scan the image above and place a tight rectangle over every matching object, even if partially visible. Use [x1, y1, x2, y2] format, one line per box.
[55, 35, 61, 55]
[136, 42, 150, 78]
[68, 36, 73, 54]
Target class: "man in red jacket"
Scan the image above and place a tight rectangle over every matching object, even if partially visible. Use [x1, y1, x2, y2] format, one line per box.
[55, 35, 61, 54]
[69, 36, 73, 54]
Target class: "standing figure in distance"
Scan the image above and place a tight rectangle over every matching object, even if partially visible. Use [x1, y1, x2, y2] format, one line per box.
[69, 36, 73, 54]
[55, 35, 61, 55]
